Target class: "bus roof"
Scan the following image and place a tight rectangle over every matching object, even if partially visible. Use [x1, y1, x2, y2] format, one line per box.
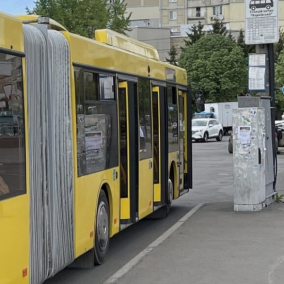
[95, 29, 160, 61]
[0, 11, 187, 86]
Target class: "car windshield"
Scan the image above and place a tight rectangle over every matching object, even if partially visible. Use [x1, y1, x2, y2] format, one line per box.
[192, 120, 207, 127]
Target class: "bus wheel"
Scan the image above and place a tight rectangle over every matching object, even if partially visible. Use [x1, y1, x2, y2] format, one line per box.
[151, 177, 173, 219]
[94, 190, 109, 265]
[166, 178, 174, 215]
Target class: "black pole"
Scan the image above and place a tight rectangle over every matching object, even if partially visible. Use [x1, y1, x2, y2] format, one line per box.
[267, 43, 277, 190]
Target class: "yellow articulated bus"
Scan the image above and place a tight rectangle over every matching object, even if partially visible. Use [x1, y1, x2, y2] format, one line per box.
[0, 11, 192, 284]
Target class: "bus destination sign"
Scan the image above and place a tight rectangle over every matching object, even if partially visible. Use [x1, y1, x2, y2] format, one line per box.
[245, 0, 279, 44]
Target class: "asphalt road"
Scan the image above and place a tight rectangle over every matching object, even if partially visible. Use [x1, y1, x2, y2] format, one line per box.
[46, 135, 282, 284]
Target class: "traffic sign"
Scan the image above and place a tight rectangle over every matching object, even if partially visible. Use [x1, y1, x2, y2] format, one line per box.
[245, 0, 279, 45]
[248, 54, 266, 92]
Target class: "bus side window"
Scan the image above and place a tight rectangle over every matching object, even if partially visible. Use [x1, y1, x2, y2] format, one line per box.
[167, 85, 178, 152]
[74, 67, 118, 176]
[0, 54, 26, 201]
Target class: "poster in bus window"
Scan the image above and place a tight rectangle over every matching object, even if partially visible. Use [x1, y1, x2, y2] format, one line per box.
[85, 131, 102, 151]
[84, 114, 111, 174]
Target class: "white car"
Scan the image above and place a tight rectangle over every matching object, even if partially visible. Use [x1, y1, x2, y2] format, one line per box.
[192, 118, 223, 142]
[275, 120, 284, 147]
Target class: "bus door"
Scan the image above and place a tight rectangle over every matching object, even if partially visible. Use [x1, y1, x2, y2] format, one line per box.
[137, 78, 153, 219]
[152, 84, 168, 207]
[118, 81, 139, 226]
[178, 90, 186, 192]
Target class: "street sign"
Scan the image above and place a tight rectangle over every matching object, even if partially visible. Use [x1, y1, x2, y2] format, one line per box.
[245, 0, 279, 45]
[282, 86, 284, 95]
[248, 54, 266, 92]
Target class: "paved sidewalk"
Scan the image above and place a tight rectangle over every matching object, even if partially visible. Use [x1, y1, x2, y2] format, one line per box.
[113, 201, 284, 284]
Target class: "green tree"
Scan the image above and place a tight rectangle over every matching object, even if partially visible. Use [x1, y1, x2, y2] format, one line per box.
[179, 34, 247, 102]
[166, 44, 178, 66]
[227, 31, 235, 42]
[211, 19, 227, 36]
[108, 0, 132, 35]
[275, 49, 284, 113]
[274, 29, 284, 63]
[26, 0, 131, 38]
[236, 29, 255, 58]
[183, 21, 205, 48]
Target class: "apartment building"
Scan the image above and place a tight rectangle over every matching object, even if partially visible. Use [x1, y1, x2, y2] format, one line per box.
[126, 0, 284, 59]
[126, 0, 284, 34]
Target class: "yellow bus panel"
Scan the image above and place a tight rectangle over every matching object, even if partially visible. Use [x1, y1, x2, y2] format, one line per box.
[0, 195, 29, 284]
[74, 167, 119, 258]
[0, 12, 24, 52]
[139, 158, 154, 219]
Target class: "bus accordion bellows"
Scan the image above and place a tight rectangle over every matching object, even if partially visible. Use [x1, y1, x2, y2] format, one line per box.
[0, 11, 192, 284]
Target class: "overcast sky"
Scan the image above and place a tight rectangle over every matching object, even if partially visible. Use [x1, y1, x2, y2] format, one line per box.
[1, 0, 35, 15]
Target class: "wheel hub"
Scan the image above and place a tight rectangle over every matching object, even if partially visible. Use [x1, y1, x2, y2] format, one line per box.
[97, 203, 109, 251]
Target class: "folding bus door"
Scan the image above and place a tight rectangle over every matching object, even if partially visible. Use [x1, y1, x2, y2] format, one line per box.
[178, 90, 186, 192]
[137, 78, 153, 219]
[152, 84, 168, 208]
[118, 80, 139, 227]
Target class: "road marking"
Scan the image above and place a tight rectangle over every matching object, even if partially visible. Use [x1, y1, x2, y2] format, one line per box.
[103, 203, 204, 284]
[268, 255, 284, 284]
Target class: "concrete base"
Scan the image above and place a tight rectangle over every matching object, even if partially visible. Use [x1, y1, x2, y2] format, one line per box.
[265, 192, 277, 206]
[234, 203, 266, 212]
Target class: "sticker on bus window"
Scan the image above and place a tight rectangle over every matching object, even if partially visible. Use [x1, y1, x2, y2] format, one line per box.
[85, 131, 102, 151]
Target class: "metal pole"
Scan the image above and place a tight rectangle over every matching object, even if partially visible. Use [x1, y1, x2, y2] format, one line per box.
[268, 43, 277, 190]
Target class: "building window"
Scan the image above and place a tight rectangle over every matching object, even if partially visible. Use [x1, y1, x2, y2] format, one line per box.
[213, 6, 222, 16]
[196, 7, 201, 17]
[169, 11, 177, 20]
[171, 28, 178, 32]
[169, 0, 177, 2]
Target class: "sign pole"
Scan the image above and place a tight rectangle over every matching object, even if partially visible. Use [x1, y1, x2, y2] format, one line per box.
[245, 0, 279, 192]
[267, 43, 277, 189]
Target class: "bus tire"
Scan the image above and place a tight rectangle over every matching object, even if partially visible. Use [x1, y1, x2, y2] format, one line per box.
[150, 176, 174, 219]
[165, 177, 174, 215]
[94, 190, 109, 265]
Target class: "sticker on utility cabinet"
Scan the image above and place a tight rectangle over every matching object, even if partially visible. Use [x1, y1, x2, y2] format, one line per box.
[238, 126, 251, 145]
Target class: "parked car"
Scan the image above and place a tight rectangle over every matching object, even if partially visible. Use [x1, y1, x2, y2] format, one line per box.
[192, 112, 215, 119]
[275, 120, 284, 147]
[228, 132, 278, 154]
[192, 118, 223, 142]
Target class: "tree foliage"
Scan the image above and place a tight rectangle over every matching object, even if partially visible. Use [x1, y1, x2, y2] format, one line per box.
[179, 34, 247, 102]
[166, 44, 178, 66]
[236, 29, 255, 58]
[274, 29, 284, 63]
[183, 21, 204, 48]
[108, 0, 132, 35]
[275, 49, 284, 112]
[210, 19, 227, 36]
[26, 0, 131, 38]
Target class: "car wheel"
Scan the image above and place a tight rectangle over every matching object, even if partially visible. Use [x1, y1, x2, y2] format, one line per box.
[251, 5, 256, 10]
[94, 190, 109, 265]
[228, 139, 233, 153]
[203, 132, 208, 142]
[216, 131, 223, 141]
[266, 5, 271, 9]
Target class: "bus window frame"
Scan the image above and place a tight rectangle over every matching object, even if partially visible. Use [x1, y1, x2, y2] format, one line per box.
[0, 52, 26, 201]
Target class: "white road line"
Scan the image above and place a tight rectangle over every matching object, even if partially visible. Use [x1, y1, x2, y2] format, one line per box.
[268, 255, 284, 284]
[103, 203, 204, 284]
